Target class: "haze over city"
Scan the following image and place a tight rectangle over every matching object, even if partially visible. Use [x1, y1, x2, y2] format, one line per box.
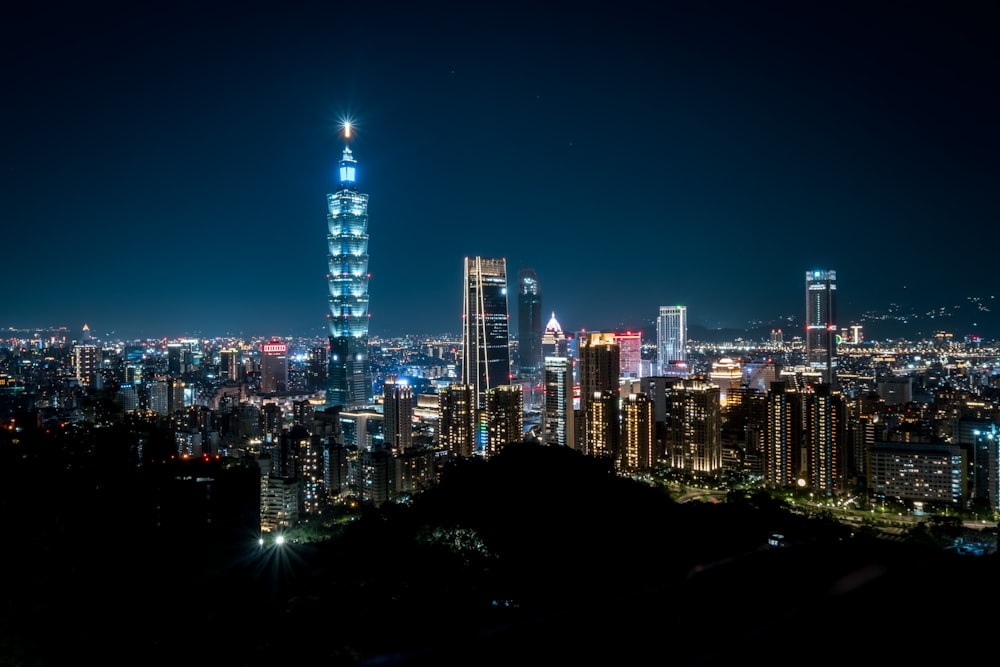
[3, 2, 997, 340]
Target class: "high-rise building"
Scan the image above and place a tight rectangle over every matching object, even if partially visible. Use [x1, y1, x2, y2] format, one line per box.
[306, 346, 328, 393]
[359, 449, 392, 506]
[438, 383, 476, 459]
[613, 330, 642, 379]
[394, 449, 438, 500]
[517, 268, 542, 378]
[621, 392, 656, 471]
[765, 381, 802, 489]
[486, 384, 524, 459]
[742, 359, 780, 393]
[656, 306, 687, 376]
[167, 343, 183, 375]
[324, 443, 350, 501]
[73, 343, 100, 388]
[259, 453, 300, 533]
[541, 312, 568, 359]
[665, 378, 722, 474]
[639, 375, 682, 427]
[167, 341, 197, 376]
[117, 383, 139, 413]
[578, 332, 620, 458]
[260, 339, 288, 394]
[326, 123, 373, 410]
[461, 256, 511, 411]
[219, 349, 240, 383]
[969, 424, 999, 512]
[586, 390, 620, 463]
[846, 397, 880, 485]
[382, 375, 414, 452]
[709, 357, 742, 409]
[542, 356, 575, 449]
[806, 383, 846, 496]
[148, 380, 169, 415]
[805, 269, 837, 384]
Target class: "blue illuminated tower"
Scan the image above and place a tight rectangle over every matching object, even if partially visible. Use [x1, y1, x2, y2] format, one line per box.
[326, 123, 373, 409]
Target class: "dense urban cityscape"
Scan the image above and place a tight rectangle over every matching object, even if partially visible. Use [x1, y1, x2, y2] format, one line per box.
[3, 125, 1000, 664]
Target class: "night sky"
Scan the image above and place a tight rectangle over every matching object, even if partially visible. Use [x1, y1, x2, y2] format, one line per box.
[3, 1, 997, 341]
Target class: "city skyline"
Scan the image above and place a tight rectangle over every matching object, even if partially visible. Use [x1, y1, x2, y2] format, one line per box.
[3, 2, 998, 341]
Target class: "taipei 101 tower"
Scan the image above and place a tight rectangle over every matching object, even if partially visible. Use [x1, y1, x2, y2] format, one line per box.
[325, 122, 373, 409]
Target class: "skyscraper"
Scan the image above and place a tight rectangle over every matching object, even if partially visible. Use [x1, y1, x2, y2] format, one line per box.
[586, 390, 619, 463]
[306, 345, 328, 393]
[613, 330, 642, 378]
[578, 332, 620, 458]
[438, 383, 476, 459]
[326, 123, 373, 410]
[656, 305, 687, 376]
[382, 375, 414, 452]
[461, 256, 511, 410]
[621, 392, 655, 471]
[260, 339, 288, 393]
[517, 268, 542, 378]
[806, 383, 846, 496]
[542, 356, 575, 449]
[73, 343, 100, 388]
[805, 269, 837, 384]
[665, 378, 722, 474]
[486, 384, 524, 459]
[219, 348, 240, 383]
[765, 381, 802, 489]
[541, 312, 568, 359]
[709, 357, 742, 408]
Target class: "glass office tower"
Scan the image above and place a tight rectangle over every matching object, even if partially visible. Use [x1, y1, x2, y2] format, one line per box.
[656, 305, 687, 376]
[517, 268, 542, 378]
[805, 269, 837, 384]
[461, 256, 511, 411]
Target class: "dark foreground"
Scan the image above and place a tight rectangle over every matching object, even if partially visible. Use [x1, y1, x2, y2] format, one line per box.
[2, 443, 997, 665]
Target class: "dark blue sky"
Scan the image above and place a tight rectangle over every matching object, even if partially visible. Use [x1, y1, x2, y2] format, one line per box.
[3, 1, 997, 341]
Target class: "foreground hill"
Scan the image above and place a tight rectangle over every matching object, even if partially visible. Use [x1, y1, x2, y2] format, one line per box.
[2, 442, 997, 665]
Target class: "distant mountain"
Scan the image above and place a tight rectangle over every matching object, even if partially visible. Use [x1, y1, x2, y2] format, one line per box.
[685, 296, 999, 344]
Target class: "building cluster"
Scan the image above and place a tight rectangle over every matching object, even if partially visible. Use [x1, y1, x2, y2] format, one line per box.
[4, 138, 1000, 541]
